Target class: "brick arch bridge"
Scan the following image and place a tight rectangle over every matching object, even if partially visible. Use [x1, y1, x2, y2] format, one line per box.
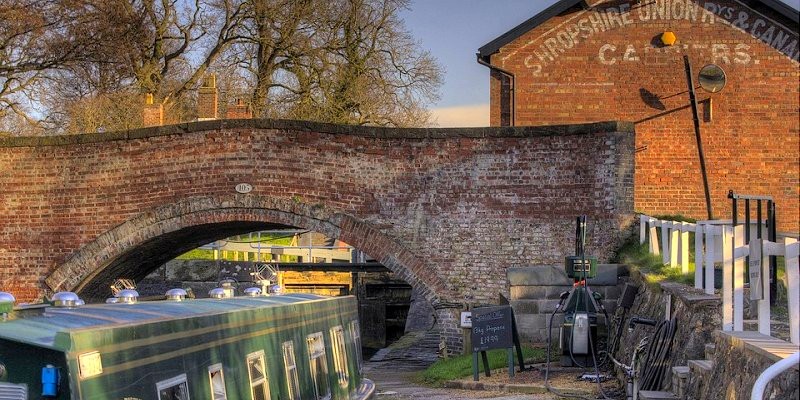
[1, 119, 635, 349]
[45, 195, 448, 303]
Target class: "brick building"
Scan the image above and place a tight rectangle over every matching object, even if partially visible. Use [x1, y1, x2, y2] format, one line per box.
[479, 0, 799, 232]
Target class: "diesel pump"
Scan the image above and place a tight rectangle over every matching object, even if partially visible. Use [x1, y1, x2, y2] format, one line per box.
[559, 216, 608, 367]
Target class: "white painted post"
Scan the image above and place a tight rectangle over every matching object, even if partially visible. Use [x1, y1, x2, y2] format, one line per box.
[640, 215, 648, 245]
[734, 225, 745, 332]
[695, 224, 704, 289]
[785, 237, 799, 345]
[670, 223, 680, 268]
[661, 221, 671, 265]
[649, 218, 660, 256]
[755, 239, 770, 336]
[722, 225, 733, 331]
[680, 222, 690, 274]
[705, 225, 717, 295]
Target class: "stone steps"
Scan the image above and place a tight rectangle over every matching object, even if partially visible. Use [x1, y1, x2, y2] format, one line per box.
[704, 343, 715, 363]
[651, 341, 716, 400]
[671, 366, 690, 399]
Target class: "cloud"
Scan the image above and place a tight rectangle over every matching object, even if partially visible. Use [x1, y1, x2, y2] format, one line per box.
[429, 104, 490, 127]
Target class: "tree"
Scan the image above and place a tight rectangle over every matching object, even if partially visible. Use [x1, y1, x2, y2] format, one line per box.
[319, 0, 442, 126]
[0, 0, 105, 132]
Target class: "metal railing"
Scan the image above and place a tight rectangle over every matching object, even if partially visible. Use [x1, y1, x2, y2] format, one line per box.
[750, 351, 799, 400]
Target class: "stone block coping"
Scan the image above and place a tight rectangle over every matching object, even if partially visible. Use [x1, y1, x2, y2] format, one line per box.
[0, 119, 635, 147]
[716, 331, 800, 367]
[508, 264, 627, 286]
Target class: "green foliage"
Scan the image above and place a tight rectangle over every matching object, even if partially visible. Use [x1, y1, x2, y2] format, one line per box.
[613, 228, 695, 286]
[175, 234, 295, 260]
[652, 214, 697, 223]
[176, 249, 215, 260]
[414, 346, 546, 387]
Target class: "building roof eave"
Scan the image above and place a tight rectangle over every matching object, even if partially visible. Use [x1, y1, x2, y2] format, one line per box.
[477, 0, 588, 60]
[758, 0, 800, 24]
[477, 0, 799, 60]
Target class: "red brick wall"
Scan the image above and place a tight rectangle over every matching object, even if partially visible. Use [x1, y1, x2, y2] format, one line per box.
[488, 0, 799, 232]
[0, 120, 635, 305]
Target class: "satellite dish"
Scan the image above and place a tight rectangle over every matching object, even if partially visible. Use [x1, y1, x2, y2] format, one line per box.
[698, 64, 727, 93]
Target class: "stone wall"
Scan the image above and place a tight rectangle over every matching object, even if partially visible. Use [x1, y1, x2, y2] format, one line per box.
[487, 0, 799, 233]
[615, 270, 721, 368]
[692, 331, 799, 400]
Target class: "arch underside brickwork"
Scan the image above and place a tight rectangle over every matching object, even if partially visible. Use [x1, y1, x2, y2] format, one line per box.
[45, 195, 448, 304]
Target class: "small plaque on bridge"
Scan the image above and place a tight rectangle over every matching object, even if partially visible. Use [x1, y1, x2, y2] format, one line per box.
[235, 183, 253, 194]
[471, 306, 513, 352]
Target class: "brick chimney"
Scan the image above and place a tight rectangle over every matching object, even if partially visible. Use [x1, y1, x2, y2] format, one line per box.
[142, 93, 163, 127]
[225, 98, 252, 119]
[197, 74, 218, 121]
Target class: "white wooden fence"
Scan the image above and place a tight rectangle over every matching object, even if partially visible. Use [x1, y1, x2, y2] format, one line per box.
[639, 215, 799, 344]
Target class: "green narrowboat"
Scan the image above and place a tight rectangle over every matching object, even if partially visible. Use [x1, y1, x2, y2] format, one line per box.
[0, 292, 374, 400]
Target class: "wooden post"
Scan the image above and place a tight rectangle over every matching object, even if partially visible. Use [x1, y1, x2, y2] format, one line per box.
[734, 225, 745, 331]
[661, 221, 671, 265]
[704, 225, 717, 295]
[670, 223, 680, 268]
[695, 224, 704, 289]
[473, 352, 479, 381]
[481, 352, 490, 377]
[649, 218, 660, 256]
[640, 215, 648, 244]
[785, 237, 799, 345]
[722, 225, 733, 331]
[508, 348, 515, 378]
[753, 239, 770, 336]
[680, 222, 690, 274]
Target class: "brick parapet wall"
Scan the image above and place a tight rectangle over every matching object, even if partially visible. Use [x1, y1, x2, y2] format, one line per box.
[0, 119, 635, 350]
[487, 0, 799, 233]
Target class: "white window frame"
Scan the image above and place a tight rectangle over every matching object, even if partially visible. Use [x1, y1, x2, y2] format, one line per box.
[307, 331, 331, 400]
[156, 373, 190, 400]
[208, 363, 227, 400]
[282, 341, 301, 400]
[246, 350, 270, 400]
[330, 325, 349, 387]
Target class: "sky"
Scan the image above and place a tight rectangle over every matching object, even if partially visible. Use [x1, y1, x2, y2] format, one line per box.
[400, 0, 800, 127]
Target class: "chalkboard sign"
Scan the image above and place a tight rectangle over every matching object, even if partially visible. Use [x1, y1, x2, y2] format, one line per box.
[471, 306, 513, 352]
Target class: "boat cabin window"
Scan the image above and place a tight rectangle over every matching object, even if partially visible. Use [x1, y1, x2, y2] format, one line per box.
[156, 373, 190, 400]
[246, 350, 271, 400]
[282, 341, 301, 400]
[349, 320, 363, 373]
[306, 332, 331, 400]
[330, 325, 349, 387]
[208, 363, 227, 400]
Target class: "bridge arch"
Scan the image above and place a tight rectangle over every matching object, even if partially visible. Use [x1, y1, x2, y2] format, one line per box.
[45, 194, 448, 303]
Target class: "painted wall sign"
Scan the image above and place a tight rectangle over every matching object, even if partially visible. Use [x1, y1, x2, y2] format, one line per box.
[235, 183, 253, 194]
[515, 0, 799, 74]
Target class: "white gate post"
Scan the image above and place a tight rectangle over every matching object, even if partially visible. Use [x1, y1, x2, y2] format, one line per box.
[661, 221, 671, 265]
[680, 222, 690, 274]
[758, 240, 771, 336]
[722, 225, 734, 331]
[695, 224, 704, 289]
[649, 219, 660, 256]
[670, 224, 680, 268]
[705, 225, 718, 295]
[785, 237, 799, 345]
[734, 225, 745, 332]
[640, 215, 648, 244]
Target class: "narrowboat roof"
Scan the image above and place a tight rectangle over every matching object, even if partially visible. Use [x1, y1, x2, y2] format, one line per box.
[0, 293, 335, 352]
